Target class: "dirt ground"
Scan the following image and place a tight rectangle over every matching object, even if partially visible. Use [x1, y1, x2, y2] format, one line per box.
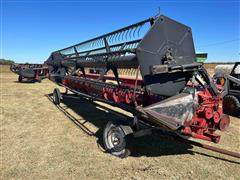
[1, 65, 240, 179]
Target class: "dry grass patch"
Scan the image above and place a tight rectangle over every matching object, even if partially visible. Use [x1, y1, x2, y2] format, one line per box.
[0, 65, 239, 179]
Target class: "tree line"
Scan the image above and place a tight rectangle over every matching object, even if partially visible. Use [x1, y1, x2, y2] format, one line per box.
[0, 59, 15, 65]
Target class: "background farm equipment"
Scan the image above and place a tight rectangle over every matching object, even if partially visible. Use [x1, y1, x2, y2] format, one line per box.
[45, 15, 237, 158]
[195, 53, 208, 63]
[10, 63, 49, 82]
[214, 62, 240, 116]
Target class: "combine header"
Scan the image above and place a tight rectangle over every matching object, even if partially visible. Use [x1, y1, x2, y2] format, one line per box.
[45, 15, 237, 158]
[10, 63, 49, 82]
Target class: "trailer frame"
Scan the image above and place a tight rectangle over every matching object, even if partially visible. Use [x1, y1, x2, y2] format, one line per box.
[50, 85, 240, 159]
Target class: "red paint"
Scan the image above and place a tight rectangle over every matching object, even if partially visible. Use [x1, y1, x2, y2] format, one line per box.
[182, 88, 229, 143]
[63, 74, 229, 143]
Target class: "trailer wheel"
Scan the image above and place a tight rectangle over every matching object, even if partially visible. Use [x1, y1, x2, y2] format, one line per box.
[223, 95, 240, 116]
[18, 75, 23, 82]
[103, 120, 133, 158]
[53, 88, 62, 105]
[64, 88, 68, 95]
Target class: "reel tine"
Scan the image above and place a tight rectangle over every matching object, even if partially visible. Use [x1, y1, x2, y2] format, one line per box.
[97, 39, 101, 47]
[91, 41, 94, 48]
[89, 41, 92, 49]
[95, 39, 99, 47]
[112, 34, 116, 44]
[121, 30, 126, 42]
[122, 30, 126, 41]
[125, 29, 129, 41]
[82, 43, 86, 50]
[129, 28, 133, 40]
[99, 38, 103, 46]
[128, 28, 133, 40]
[94, 39, 98, 48]
[117, 31, 122, 43]
[109, 34, 113, 44]
[122, 29, 126, 41]
[120, 30, 125, 43]
[81, 43, 85, 51]
[102, 38, 105, 46]
[106, 36, 110, 45]
[92, 40, 95, 48]
[113, 33, 117, 44]
[129, 43, 133, 49]
[86, 42, 90, 50]
[98, 39, 101, 46]
[137, 25, 143, 37]
[133, 26, 138, 39]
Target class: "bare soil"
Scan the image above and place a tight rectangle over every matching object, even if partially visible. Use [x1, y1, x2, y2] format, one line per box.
[1, 65, 240, 179]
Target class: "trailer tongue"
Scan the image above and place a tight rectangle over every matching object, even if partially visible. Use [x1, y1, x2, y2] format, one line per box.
[45, 15, 235, 158]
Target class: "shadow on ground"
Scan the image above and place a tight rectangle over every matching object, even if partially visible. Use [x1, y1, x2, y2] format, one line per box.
[14, 80, 39, 83]
[45, 93, 239, 164]
[14, 77, 47, 83]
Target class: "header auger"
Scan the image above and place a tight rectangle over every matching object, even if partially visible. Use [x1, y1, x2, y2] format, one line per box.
[45, 15, 238, 158]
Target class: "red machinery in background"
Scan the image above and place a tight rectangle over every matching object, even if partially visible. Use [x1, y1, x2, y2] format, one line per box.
[10, 63, 49, 82]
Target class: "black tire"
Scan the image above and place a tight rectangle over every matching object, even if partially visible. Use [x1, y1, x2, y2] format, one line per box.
[53, 88, 62, 105]
[64, 88, 68, 95]
[18, 75, 23, 82]
[223, 95, 240, 116]
[103, 120, 133, 158]
[37, 77, 42, 83]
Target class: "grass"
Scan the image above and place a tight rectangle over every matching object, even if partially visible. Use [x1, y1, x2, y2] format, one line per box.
[0, 65, 11, 73]
[0, 65, 240, 179]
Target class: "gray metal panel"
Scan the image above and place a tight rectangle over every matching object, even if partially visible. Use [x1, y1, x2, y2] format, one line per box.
[144, 72, 192, 96]
[19, 68, 35, 78]
[76, 54, 138, 68]
[136, 15, 196, 76]
[135, 15, 196, 96]
[144, 93, 195, 130]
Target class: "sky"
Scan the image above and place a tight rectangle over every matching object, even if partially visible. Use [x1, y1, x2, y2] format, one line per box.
[1, 0, 239, 63]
